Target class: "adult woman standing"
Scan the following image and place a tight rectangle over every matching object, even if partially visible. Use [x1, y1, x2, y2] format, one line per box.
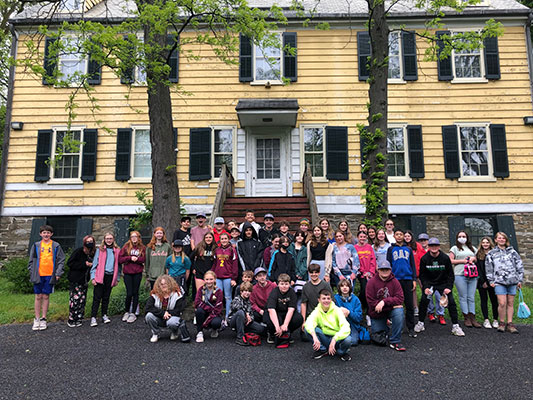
[486, 232, 524, 333]
[476, 237, 499, 329]
[119, 231, 146, 324]
[307, 225, 333, 282]
[66, 235, 96, 327]
[449, 231, 481, 328]
[145, 227, 171, 290]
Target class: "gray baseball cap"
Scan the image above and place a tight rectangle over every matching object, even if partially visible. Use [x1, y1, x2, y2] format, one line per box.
[418, 233, 430, 240]
[254, 267, 267, 276]
[377, 260, 392, 270]
[428, 237, 440, 246]
[214, 217, 225, 224]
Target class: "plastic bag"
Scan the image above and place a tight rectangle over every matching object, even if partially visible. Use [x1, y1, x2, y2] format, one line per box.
[517, 289, 531, 319]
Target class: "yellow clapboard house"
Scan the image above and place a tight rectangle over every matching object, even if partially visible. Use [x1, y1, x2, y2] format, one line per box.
[0, 0, 532, 279]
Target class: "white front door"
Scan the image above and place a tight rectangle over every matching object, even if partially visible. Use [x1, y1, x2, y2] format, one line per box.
[247, 132, 289, 196]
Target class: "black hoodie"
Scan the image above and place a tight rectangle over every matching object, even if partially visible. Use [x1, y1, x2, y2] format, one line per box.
[237, 222, 264, 271]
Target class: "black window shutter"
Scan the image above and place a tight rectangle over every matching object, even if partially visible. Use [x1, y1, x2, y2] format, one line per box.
[402, 31, 418, 81]
[239, 34, 253, 82]
[81, 129, 98, 182]
[114, 218, 130, 248]
[326, 126, 349, 180]
[115, 128, 132, 181]
[189, 128, 211, 180]
[29, 218, 47, 254]
[357, 32, 371, 81]
[43, 38, 57, 85]
[484, 36, 500, 80]
[436, 31, 453, 81]
[283, 32, 297, 82]
[407, 125, 424, 178]
[447, 216, 465, 247]
[489, 124, 509, 178]
[442, 125, 460, 179]
[173, 127, 178, 152]
[496, 215, 518, 251]
[167, 34, 179, 83]
[360, 126, 368, 180]
[87, 47, 101, 85]
[35, 129, 53, 182]
[410, 216, 427, 238]
[120, 36, 135, 84]
[75, 218, 93, 248]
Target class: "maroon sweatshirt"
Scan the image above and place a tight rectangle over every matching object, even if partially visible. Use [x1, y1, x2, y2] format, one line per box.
[250, 281, 277, 314]
[212, 245, 238, 280]
[118, 245, 146, 275]
[365, 272, 404, 319]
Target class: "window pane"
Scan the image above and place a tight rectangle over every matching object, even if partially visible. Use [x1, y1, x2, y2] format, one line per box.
[135, 130, 150, 151]
[304, 128, 323, 152]
[388, 32, 401, 79]
[134, 153, 151, 178]
[464, 217, 495, 248]
[455, 55, 481, 78]
[214, 154, 232, 178]
[255, 57, 280, 81]
[459, 126, 489, 177]
[215, 129, 233, 153]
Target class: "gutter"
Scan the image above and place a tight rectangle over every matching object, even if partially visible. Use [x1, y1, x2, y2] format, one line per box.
[0, 25, 18, 216]
[527, 11, 533, 111]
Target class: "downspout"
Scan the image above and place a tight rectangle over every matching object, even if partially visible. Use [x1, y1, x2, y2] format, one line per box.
[0, 24, 18, 215]
[526, 12, 533, 110]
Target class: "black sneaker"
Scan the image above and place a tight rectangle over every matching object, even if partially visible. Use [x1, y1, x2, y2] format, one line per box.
[408, 329, 417, 338]
[235, 337, 250, 346]
[267, 332, 274, 344]
[312, 350, 328, 360]
[340, 353, 352, 361]
[390, 343, 406, 351]
[67, 320, 76, 328]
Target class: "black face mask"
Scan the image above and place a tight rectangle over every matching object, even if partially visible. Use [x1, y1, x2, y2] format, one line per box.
[281, 244, 289, 249]
[85, 242, 95, 249]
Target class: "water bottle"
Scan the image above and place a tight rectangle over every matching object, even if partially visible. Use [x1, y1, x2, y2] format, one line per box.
[427, 286, 434, 300]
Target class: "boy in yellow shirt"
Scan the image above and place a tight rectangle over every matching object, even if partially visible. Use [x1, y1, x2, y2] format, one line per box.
[28, 225, 65, 331]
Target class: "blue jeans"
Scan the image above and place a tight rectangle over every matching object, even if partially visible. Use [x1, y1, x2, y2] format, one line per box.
[348, 327, 359, 346]
[216, 278, 232, 319]
[371, 307, 404, 344]
[454, 275, 478, 314]
[314, 327, 351, 355]
[427, 290, 445, 316]
[494, 284, 517, 296]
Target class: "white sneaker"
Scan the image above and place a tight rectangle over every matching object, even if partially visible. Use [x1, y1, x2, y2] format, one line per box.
[196, 331, 204, 343]
[483, 319, 492, 329]
[135, 304, 140, 316]
[102, 315, 111, 324]
[451, 324, 465, 337]
[366, 315, 371, 327]
[492, 320, 499, 329]
[210, 329, 219, 338]
[90, 317, 98, 327]
[126, 313, 137, 323]
[122, 312, 130, 322]
[39, 318, 47, 330]
[150, 334, 159, 343]
[170, 332, 179, 341]
[32, 318, 40, 331]
[414, 321, 425, 333]
[414, 307, 419, 317]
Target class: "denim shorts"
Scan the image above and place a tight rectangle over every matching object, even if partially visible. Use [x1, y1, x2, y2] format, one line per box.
[494, 284, 517, 296]
[34, 276, 54, 295]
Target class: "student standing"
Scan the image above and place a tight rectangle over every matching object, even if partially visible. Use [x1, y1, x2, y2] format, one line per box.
[476, 236, 499, 329]
[331, 230, 360, 285]
[213, 232, 238, 323]
[338, 220, 355, 245]
[289, 230, 308, 291]
[319, 218, 335, 243]
[236, 222, 264, 272]
[367, 226, 377, 244]
[239, 209, 261, 235]
[404, 230, 421, 316]
[278, 220, 294, 244]
[191, 232, 216, 291]
[307, 225, 333, 282]
[172, 216, 192, 257]
[66, 235, 95, 327]
[145, 227, 171, 290]
[354, 230, 376, 318]
[90, 233, 120, 327]
[269, 236, 296, 283]
[449, 231, 481, 328]
[28, 224, 65, 331]
[165, 240, 191, 291]
[263, 235, 280, 271]
[191, 212, 211, 250]
[213, 217, 229, 245]
[194, 271, 223, 343]
[373, 229, 391, 266]
[384, 219, 396, 244]
[119, 231, 146, 324]
[486, 232, 524, 334]
[259, 213, 280, 247]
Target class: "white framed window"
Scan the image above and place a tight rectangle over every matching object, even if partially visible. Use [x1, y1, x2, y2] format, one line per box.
[451, 31, 487, 82]
[456, 123, 494, 180]
[301, 125, 326, 179]
[59, 0, 82, 12]
[50, 127, 84, 183]
[58, 37, 87, 84]
[253, 33, 283, 83]
[388, 32, 402, 81]
[130, 126, 152, 181]
[211, 126, 236, 179]
[387, 125, 410, 180]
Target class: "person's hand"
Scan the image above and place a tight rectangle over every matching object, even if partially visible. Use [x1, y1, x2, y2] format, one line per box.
[328, 339, 337, 356]
[246, 314, 252, 325]
[375, 300, 385, 313]
[443, 288, 451, 295]
[490, 283, 496, 288]
[163, 311, 171, 320]
[86, 261, 92, 267]
[324, 275, 330, 283]
[92, 279, 96, 286]
[275, 326, 283, 337]
[55, 276, 60, 282]
[131, 256, 138, 262]
[341, 307, 350, 317]
[290, 281, 295, 286]
[260, 310, 264, 316]
[351, 273, 356, 281]
[482, 282, 488, 289]
[518, 282, 522, 289]
[412, 281, 417, 291]
[230, 280, 236, 287]
[312, 337, 321, 351]
[424, 288, 431, 295]
[280, 323, 288, 332]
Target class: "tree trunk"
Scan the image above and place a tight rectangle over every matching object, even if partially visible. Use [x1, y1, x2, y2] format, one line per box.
[365, 2, 389, 225]
[144, 23, 181, 234]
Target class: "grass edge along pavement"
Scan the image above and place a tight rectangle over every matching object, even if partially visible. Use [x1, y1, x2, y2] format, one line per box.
[1, 274, 532, 326]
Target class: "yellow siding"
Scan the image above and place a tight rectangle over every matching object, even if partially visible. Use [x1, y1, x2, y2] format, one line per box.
[4, 25, 533, 210]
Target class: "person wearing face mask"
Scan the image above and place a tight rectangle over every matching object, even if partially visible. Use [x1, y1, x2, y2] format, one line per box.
[269, 236, 296, 284]
[66, 235, 96, 327]
[449, 231, 480, 328]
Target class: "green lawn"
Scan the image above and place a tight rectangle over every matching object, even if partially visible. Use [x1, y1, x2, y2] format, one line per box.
[1, 277, 531, 325]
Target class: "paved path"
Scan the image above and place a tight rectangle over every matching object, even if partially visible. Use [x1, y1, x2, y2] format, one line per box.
[1, 319, 531, 399]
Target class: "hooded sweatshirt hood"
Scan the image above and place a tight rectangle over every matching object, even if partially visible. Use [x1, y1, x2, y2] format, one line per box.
[240, 222, 259, 240]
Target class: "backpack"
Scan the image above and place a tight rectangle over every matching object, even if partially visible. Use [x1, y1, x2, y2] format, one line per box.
[358, 327, 371, 345]
[275, 332, 291, 348]
[243, 332, 261, 346]
[371, 330, 389, 346]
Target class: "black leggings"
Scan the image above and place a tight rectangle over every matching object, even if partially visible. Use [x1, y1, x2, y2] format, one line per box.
[479, 285, 498, 320]
[195, 307, 222, 331]
[124, 273, 142, 313]
[91, 274, 113, 317]
[358, 277, 369, 313]
[399, 279, 415, 331]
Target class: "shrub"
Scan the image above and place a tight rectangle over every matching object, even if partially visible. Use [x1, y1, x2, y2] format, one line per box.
[107, 280, 151, 316]
[1, 257, 33, 294]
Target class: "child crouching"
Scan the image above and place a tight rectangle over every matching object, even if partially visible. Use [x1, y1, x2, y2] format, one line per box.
[229, 281, 266, 346]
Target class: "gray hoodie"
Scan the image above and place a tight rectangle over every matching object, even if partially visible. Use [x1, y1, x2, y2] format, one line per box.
[485, 246, 523, 286]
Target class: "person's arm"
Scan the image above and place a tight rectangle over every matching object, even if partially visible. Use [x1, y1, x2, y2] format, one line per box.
[348, 296, 363, 324]
[170, 294, 187, 316]
[118, 247, 130, 264]
[145, 296, 165, 318]
[324, 243, 333, 275]
[513, 249, 524, 285]
[383, 279, 404, 307]
[365, 279, 379, 311]
[28, 243, 36, 273]
[306, 242, 311, 268]
[281, 307, 295, 332]
[289, 257, 297, 283]
[300, 302, 307, 324]
[137, 249, 146, 265]
[409, 249, 417, 280]
[193, 289, 203, 309]
[90, 249, 100, 281]
[268, 308, 281, 334]
[66, 248, 82, 271]
[184, 257, 191, 281]
[386, 246, 393, 265]
[444, 256, 455, 293]
[145, 247, 151, 274]
[485, 253, 494, 285]
[212, 290, 224, 317]
[350, 246, 360, 278]
[165, 257, 171, 275]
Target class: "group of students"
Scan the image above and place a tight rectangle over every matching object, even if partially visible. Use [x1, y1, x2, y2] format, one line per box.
[27, 211, 525, 360]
